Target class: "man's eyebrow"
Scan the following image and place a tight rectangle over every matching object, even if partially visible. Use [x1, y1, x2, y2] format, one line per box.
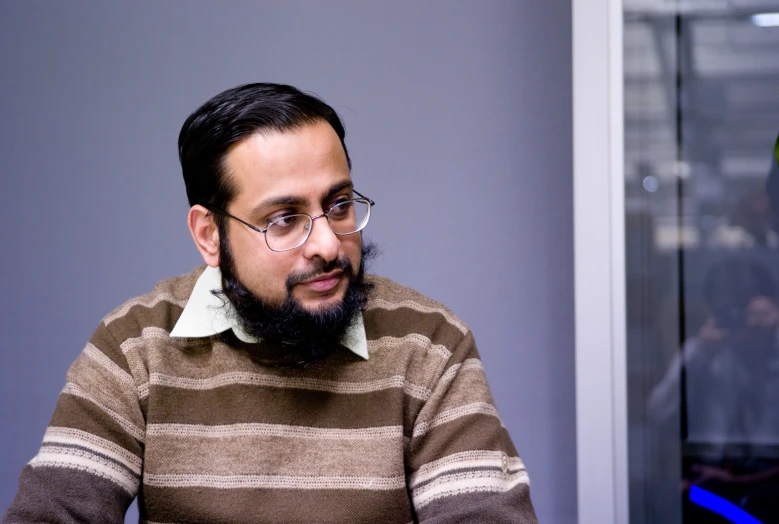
[322, 180, 354, 200]
[249, 195, 308, 217]
[248, 180, 354, 218]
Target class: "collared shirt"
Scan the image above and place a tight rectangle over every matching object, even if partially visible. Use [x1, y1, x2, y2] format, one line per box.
[169, 265, 369, 360]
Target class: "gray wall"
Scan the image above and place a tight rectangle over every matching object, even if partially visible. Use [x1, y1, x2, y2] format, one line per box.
[0, 2, 575, 523]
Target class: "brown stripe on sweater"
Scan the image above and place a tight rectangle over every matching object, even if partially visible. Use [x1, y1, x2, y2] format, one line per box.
[366, 298, 467, 335]
[141, 485, 414, 524]
[48, 394, 144, 456]
[406, 414, 518, 472]
[143, 430, 404, 477]
[123, 332, 232, 399]
[62, 383, 145, 441]
[121, 333, 225, 399]
[437, 330, 483, 372]
[103, 292, 187, 327]
[64, 353, 145, 431]
[366, 336, 450, 391]
[88, 321, 134, 374]
[368, 274, 457, 308]
[367, 275, 467, 330]
[143, 384, 424, 435]
[6, 466, 133, 523]
[145, 383, 409, 429]
[261, 336, 449, 391]
[414, 482, 537, 523]
[415, 361, 496, 426]
[107, 300, 185, 345]
[135, 335, 445, 398]
[363, 307, 465, 351]
[82, 343, 135, 388]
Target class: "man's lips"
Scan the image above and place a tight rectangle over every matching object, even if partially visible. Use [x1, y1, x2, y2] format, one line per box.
[299, 270, 344, 292]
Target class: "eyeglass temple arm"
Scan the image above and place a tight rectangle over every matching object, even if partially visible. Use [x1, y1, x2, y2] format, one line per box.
[204, 205, 269, 234]
[353, 189, 375, 206]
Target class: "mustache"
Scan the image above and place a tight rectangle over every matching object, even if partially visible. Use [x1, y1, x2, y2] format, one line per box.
[285, 256, 353, 290]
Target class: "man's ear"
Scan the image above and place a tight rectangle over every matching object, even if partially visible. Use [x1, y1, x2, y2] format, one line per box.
[188, 205, 220, 267]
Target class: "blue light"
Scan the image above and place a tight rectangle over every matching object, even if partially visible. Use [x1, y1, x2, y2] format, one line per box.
[689, 486, 763, 524]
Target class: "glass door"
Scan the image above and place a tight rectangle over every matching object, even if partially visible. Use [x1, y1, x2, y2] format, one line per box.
[625, 1, 779, 522]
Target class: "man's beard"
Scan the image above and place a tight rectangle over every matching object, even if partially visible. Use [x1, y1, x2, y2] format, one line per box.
[216, 232, 376, 367]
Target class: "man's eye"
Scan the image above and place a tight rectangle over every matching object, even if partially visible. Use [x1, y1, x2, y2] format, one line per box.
[265, 208, 295, 223]
[329, 197, 350, 208]
[269, 214, 305, 231]
[329, 201, 353, 219]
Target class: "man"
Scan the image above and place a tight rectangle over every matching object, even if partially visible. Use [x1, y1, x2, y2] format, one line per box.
[4, 83, 537, 523]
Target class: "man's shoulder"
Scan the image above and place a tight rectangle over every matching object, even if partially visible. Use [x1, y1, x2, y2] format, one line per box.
[100, 265, 206, 335]
[364, 274, 469, 338]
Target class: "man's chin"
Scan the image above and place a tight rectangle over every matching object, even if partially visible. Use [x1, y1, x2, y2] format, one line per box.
[294, 293, 346, 313]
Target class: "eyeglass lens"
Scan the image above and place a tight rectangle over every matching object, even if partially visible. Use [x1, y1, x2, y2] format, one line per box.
[265, 200, 371, 251]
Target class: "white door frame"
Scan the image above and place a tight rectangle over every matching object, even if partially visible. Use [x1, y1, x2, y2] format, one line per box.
[573, 0, 629, 522]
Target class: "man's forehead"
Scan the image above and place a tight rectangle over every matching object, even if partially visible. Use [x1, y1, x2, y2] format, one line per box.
[223, 122, 351, 208]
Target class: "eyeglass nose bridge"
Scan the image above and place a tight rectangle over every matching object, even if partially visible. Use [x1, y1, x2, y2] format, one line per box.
[301, 211, 340, 241]
[298, 212, 342, 252]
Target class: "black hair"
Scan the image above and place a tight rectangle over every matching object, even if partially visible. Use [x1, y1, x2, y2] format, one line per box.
[178, 83, 351, 224]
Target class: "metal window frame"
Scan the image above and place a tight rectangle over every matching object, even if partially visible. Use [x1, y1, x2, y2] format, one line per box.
[573, 0, 629, 522]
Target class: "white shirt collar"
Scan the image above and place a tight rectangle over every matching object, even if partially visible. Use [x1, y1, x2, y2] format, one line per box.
[170, 265, 369, 360]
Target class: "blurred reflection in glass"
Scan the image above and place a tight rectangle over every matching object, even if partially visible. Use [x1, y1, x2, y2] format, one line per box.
[648, 257, 779, 521]
[624, 1, 779, 522]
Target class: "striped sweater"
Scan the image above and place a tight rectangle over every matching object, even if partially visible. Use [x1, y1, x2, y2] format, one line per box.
[4, 266, 537, 523]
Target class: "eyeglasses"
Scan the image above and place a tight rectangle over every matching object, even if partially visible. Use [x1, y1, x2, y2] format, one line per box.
[206, 190, 375, 252]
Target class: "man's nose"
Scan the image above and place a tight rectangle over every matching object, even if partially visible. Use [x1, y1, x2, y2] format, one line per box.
[302, 215, 341, 261]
